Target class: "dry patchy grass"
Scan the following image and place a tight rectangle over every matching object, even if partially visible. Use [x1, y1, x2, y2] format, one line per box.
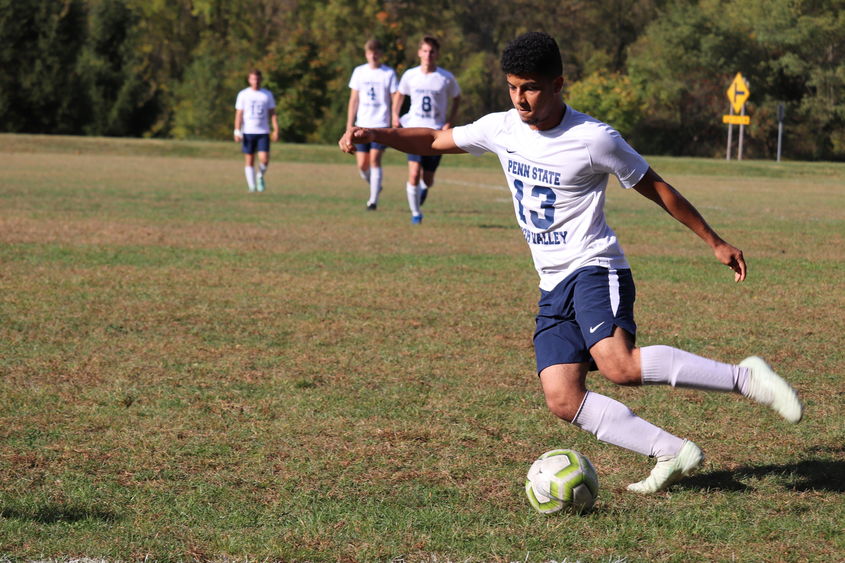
[0, 137, 843, 562]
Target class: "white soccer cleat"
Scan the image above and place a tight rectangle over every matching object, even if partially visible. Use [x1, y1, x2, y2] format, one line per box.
[740, 356, 803, 423]
[627, 440, 703, 494]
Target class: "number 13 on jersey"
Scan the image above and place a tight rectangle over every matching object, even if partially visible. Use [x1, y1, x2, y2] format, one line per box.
[513, 179, 556, 229]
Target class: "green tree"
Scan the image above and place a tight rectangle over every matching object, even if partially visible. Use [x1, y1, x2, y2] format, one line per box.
[627, 0, 845, 159]
[0, 0, 89, 133]
[626, 0, 765, 156]
[76, 0, 160, 137]
[171, 38, 241, 140]
[566, 73, 644, 139]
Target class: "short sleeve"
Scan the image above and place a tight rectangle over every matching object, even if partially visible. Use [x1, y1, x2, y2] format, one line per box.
[398, 71, 411, 95]
[451, 113, 504, 156]
[587, 127, 649, 189]
[449, 75, 461, 98]
[235, 91, 244, 110]
[348, 67, 360, 90]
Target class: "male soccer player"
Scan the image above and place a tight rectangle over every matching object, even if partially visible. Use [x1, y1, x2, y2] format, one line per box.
[340, 32, 803, 493]
[234, 69, 279, 193]
[347, 38, 398, 210]
[392, 35, 461, 223]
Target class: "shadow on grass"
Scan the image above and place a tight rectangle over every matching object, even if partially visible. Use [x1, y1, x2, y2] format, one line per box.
[1, 504, 121, 524]
[680, 457, 845, 493]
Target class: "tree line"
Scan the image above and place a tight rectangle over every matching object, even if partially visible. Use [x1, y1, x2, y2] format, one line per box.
[2, 0, 843, 160]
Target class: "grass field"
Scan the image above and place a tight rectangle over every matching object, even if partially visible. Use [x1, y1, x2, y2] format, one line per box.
[0, 133, 843, 562]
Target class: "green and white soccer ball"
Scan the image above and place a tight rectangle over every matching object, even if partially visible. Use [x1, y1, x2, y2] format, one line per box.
[525, 449, 599, 514]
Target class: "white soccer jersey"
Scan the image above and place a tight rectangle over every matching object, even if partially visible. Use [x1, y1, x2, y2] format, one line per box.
[235, 87, 276, 134]
[452, 107, 649, 291]
[349, 63, 398, 128]
[397, 66, 461, 129]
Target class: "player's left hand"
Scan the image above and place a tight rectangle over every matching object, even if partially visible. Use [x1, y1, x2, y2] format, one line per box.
[714, 241, 746, 282]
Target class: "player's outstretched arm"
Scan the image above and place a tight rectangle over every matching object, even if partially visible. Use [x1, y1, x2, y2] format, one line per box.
[633, 167, 747, 282]
[339, 127, 466, 157]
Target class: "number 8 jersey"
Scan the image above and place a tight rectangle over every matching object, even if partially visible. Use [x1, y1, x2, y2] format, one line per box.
[452, 107, 649, 291]
[397, 66, 461, 129]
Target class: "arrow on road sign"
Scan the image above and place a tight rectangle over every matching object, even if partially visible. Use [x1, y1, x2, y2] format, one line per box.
[727, 73, 750, 113]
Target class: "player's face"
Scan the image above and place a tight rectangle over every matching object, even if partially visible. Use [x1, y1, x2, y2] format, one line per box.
[365, 48, 382, 67]
[507, 74, 565, 130]
[418, 43, 439, 68]
[248, 73, 262, 90]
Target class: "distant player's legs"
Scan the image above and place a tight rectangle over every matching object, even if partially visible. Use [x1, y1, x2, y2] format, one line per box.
[406, 158, 423, 222]
[243, 152, 256, 192]
[253, 134, 271, 192]
[418, 156, 441, 206]
[420, 168, 435, 205]
[256, 150, 270, 192]
[406, 159, 421, 186]
[367, 147, 384, 209]
[356, 149, 371, 183]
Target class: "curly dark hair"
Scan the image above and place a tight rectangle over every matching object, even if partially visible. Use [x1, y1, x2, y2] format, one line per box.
[500, 32, 563, 79]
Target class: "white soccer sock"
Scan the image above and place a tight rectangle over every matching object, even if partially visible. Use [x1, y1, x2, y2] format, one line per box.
[369, 167, 383, 204]
[258, 162, 268, 178]
[572, 391, 684, 458]
[406, 182, 421, 216]
[245, 166, 256, 190]
[360, 168, 371, 182]
[640, 345, 749, 394]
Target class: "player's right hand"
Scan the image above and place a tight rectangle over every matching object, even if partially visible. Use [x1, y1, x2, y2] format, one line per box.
[339, 127, 372, 154]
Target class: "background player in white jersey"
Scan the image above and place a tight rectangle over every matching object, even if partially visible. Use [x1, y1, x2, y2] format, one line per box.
[347, 38, 398, 210]
[340, 32, 802, 493]
[392, 35, 461, 224]
[234, 69, 279, 193]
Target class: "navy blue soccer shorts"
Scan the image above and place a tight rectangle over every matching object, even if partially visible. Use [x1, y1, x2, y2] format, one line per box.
[533, 266, 637, 374]
[407, 153, 442, 172]
[355, 142, 388, 152]
[241, 133, 270, 154]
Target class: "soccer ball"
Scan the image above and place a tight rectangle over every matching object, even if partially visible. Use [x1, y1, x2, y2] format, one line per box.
[525, 449, 599, 514]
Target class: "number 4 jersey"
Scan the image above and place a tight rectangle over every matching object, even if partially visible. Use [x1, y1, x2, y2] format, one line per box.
[452, 107, 649, 291]
[397, 66, 461, 129]
[349, 63, 398, 128]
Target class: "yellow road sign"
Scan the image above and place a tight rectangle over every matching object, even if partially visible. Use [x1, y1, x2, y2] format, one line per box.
[723, 114, 750, 125]
[726, 73, 750, 113]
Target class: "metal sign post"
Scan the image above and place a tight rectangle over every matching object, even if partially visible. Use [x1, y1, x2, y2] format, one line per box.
[777, 103, 785, 162]
[724, 73, 751, 161]
[726, 107, 734, 160]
